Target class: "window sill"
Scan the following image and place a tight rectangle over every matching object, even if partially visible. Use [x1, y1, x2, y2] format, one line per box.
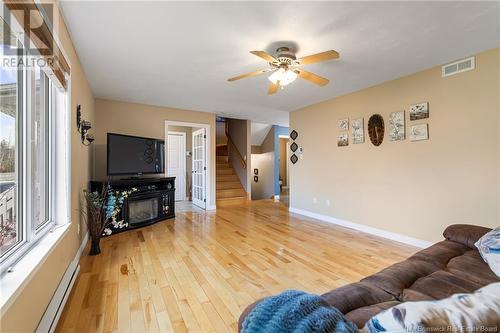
[0, 223, 71, 313]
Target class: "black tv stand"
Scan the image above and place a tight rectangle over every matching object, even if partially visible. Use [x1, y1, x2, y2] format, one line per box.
[90, 177, 175, 237]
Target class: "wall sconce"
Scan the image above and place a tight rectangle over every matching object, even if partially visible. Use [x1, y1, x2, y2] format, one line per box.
[76, 104, 94, 146]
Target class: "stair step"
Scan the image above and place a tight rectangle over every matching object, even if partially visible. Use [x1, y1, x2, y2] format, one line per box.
[216, 145, 228, 156]
[217, 174, 240, 182]
[216, 181, 243, 190]
[216, 163, 232, 169]
[216, 197, 248, 207]
[216, 188, 246, 199]
[216, 156, 229, 163]
[216, 168, 234, 175]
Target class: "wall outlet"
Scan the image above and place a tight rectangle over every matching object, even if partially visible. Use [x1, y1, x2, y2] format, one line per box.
[326, 199, 331, 207]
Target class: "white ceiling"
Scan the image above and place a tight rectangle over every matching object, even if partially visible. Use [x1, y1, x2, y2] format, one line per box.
[60, 1, 500, 126]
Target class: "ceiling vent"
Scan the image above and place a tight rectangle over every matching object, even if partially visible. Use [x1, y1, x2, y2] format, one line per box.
[442, 56, 475, 77]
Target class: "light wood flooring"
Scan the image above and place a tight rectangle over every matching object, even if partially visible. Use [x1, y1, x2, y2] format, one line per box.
[56, 200, 417, 333]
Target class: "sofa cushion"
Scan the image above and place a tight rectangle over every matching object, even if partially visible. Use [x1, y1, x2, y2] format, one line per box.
[407, 270, 483, 299]
[344, 301, 401, 328]
[446, 250, 500, 286]
[321, 282, 395, 314]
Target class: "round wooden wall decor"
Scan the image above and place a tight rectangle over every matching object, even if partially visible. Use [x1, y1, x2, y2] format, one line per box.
[368, 114, 385, 146]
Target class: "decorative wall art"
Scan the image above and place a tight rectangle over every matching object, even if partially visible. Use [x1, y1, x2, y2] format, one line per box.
[368, 114, 385, 146]
[337, 133, 348, 147]
[290, 130, 298, 140]
[409, 102, 429, 121]
[290, 142, 298, 152]
[253, 168, 258, 175]
[254, 176, 259, 182]
[290, 154, 298, 164]
[338, 118, 349, 131]
[410, 124, 429, 141]
[352, 118, 364, 144]
[389, 111, 405, 141]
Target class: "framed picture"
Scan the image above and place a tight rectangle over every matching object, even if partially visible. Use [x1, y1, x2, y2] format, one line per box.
[409, 102, 429, 121]
[254, 176, 258, 182]
[410, 124, 429, 141]
[338, 118, 349, 131]
[352, 118, 364, 144]
[253, 168, 258, 175]
[389, 111, 405, 141]
[337, 133, 348, 147]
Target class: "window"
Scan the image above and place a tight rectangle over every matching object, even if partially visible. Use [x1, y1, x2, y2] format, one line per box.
[31, 66, 50, 230]
[0, 15, 68, 270]
[0, 20, 21, 257]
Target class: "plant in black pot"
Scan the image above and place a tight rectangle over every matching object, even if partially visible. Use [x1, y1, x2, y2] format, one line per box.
[82, 184, 136, 255]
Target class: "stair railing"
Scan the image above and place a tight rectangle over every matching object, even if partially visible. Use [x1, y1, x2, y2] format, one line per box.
[225, 121, 247, 169]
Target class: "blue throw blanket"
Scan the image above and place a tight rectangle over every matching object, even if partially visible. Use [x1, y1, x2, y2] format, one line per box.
[241, 290, 359, 333]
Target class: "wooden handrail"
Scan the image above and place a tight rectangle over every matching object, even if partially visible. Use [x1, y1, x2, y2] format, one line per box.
[225, 122, 247, 169]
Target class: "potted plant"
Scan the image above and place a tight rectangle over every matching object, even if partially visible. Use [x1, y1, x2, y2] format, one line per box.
[82, 184, 136, 255]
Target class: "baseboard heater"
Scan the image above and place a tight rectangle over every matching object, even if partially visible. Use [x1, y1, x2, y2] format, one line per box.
[35, 258, 80, 333]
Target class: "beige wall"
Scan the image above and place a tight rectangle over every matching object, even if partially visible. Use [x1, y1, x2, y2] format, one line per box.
[1, 4, 95, 332]
[93, 99, 216, 207]
[290, 47, 500, 243]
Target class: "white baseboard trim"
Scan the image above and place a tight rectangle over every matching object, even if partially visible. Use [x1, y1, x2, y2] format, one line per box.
[289, 207, 432, 248]
[206, 205, 217, 211]
[36, 232, 88, 333]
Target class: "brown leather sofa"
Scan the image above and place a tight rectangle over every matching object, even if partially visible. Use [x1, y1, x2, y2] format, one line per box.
[239, 224, 499, 330]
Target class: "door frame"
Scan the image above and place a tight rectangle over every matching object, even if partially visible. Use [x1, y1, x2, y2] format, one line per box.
[165, 121, 214, 210]
[167, 131, 186, 201]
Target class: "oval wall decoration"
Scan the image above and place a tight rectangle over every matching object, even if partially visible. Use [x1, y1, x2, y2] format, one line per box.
[368, 114, 385, 146]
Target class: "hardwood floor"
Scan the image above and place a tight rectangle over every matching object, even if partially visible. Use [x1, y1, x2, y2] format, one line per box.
[56, 200, 417, 333]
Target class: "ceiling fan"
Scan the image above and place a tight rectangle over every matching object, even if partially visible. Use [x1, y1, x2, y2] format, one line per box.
[227, 47, 339, 95]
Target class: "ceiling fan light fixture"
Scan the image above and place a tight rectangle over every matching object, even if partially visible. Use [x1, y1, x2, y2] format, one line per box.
[268, 68, 298, 86]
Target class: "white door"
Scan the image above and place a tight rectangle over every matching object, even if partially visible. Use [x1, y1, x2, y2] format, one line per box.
[192, 128, 206, 209]
[167, 132, 186, 201]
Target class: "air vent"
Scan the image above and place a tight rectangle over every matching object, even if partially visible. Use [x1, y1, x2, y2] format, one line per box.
[442, 56, 475, 77]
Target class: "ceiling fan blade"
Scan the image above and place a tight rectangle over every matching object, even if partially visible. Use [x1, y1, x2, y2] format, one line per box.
[297, 70, 329, 86]
[250, 50, 277, 63]
[298, 50, 339, 66]
[227, 68, 272, 82]
[268, 82, 279, 95]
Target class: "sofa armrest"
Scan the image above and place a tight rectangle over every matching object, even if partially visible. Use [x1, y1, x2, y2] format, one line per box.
[443, 224, 491, 249]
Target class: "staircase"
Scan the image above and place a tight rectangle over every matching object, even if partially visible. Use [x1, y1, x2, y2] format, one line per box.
[216, 145, 246, 201]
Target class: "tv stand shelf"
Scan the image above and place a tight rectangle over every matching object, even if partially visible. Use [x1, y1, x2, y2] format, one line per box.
[90, 177, 175, 237]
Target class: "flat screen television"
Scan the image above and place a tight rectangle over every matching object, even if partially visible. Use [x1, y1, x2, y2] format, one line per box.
[107, 133, 164, 176]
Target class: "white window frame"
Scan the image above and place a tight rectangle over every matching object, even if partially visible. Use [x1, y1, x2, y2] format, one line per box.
[0, 26, 69, 275]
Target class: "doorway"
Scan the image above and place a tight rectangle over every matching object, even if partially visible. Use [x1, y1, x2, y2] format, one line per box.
[167, 131, 186, 201]
[165, 122, 212, 211]
[278, 135, 290, 207]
